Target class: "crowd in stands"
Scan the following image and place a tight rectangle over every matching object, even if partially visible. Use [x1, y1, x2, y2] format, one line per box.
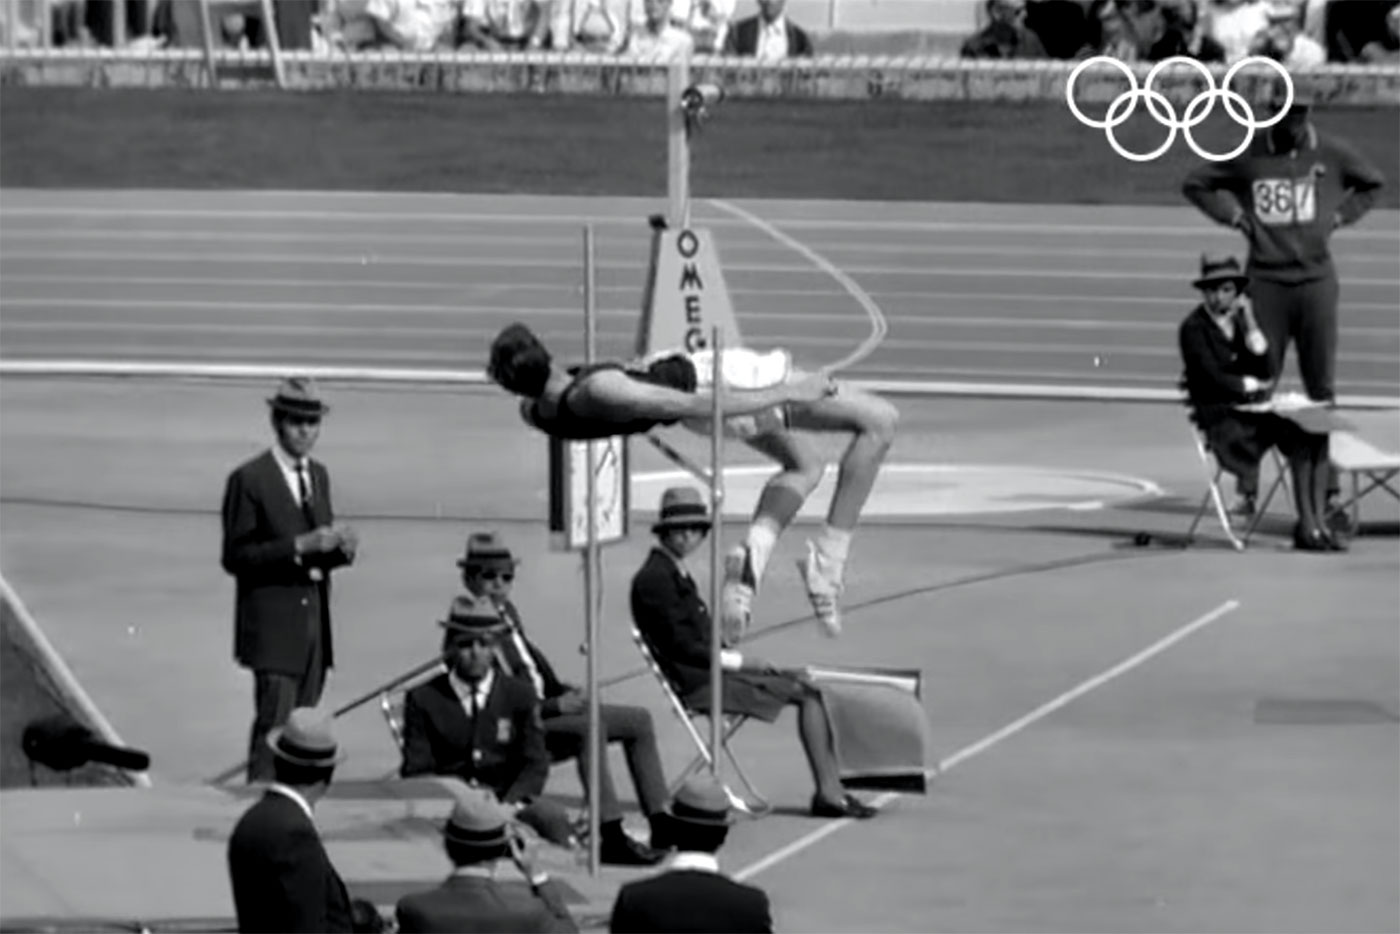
[0, 0, 816, 60]
[960, 0, 1400, 65]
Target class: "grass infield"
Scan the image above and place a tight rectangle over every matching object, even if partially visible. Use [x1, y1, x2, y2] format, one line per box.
[1, 87, 1396, 206]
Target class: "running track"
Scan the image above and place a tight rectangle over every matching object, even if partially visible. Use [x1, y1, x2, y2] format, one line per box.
[1, 190, 1397, 396]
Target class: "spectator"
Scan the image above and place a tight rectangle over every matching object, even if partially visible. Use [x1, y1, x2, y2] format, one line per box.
[1086, 0, 1153, 60]
[1024, 0, 1094, 59]
[1251, 0, 1326, 67]
[1359, 1, 1400, 63]
[460, 0, 550, 49]
[722, 0, 812, 59]
[324, 0, 462, 51]
[399, 596, 578, 848]
[550, 0, 627, 52]
[1182, 85, 1386, 533]
[221, 378, 358, 785]
[1178, 255, 1339, 551]
[227, 708, 356, 933]
[609, 775, 773, 934]
[1201, 0, 1271, 62]
[459, 532, 667, 866]
[677, 0, 736, 52]
[962, 0, 1050, 58]
[1147, 0, 1227, 60]
[622, 0, 694, 58]
[395, 782, 578, 933]
[629, 486, 879, 821]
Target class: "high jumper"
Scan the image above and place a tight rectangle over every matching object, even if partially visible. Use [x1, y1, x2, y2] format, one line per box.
[487, 322, 899, 638]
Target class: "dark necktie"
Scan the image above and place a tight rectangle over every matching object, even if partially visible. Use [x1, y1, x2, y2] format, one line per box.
[295, 462, 315, 527]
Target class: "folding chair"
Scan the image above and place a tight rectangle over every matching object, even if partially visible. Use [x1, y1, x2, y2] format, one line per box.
[630, 626, 771, 818]
[1184, 420, 1291, 550]
[1327, 430, 1400, 531]
[379, 666, 445, 753]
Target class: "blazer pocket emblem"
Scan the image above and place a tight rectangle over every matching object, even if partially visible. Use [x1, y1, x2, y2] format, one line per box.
[497, 718, 512, 744]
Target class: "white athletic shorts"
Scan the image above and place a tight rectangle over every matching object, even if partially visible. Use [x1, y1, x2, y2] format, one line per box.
[684, 348, 793, 440]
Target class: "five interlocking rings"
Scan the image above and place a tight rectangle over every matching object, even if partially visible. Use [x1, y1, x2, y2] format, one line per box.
[1065, 56, 1295, 163]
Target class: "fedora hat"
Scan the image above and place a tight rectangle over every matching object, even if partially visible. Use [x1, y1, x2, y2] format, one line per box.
[1191, 253, 1249, 291]
[652, 486, 713, 534]
[267, 377, 330, 418]
[266, 707, 344, 768]
[664, 774, 733, 826]
[442, 782, 511, 851]
[438, 595, 509, 637]
[456, 532, 519, 572]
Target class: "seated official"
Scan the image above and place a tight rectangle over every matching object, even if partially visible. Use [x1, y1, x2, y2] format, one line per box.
[1179, 254, 1340, 552]
[400, 597, 576, 846]
[610, 774, 773, 934]
[459, 532, 665, 866]
[396, 781, 578, 934]
[629, 487, 877, 820]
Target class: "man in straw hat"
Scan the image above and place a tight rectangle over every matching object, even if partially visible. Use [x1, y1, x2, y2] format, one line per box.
[227, 706, 357, 933]
[1182, 75, 1384, 533]
[459, 531, 667, 865]
[395, 781, 578, 933]
[609, 774, 773, 933]
[488, 321, 899, 641]
[630, 487, 878, 820]
[221, 376, 360, 784]
[400, 596, 577, 848]
[1179, 253, 1340, 551]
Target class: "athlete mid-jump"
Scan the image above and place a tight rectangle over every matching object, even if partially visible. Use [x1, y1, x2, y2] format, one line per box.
[487, 322, 898, 639]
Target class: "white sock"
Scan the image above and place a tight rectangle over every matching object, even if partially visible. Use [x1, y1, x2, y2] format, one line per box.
[745, 520, 780, 583]
[814, 525, 853, 566]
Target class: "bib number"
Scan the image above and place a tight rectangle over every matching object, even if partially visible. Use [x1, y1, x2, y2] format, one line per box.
[1252, 177, 1317, 226]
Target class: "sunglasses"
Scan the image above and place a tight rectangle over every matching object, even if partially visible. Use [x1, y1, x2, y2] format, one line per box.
[450, 635, 498, 649]
[285, 415, 321, 427]
[477, 570, 515, 583]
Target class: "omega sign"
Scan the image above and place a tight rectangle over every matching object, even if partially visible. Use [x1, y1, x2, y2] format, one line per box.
[677, 229, 707, 351]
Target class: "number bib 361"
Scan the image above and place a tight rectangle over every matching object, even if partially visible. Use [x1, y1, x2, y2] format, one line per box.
[1252, 176, 1318, 226]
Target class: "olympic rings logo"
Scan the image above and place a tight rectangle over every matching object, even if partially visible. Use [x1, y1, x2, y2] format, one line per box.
[1065, 56, 1294, 163]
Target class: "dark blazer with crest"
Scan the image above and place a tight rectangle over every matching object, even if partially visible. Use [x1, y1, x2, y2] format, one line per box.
[1178, 305, 1276, 430]
[227, 791, 353, 934]
[629, 548, 715, 698]
[609, 868, 773, 934]
[399, 672, 550, 803]
[395, 873, 578, 934]
[721, 14, 813, 57]
[221, 449, 352, 675]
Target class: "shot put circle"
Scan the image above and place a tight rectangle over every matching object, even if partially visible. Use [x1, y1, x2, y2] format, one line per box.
[633, 462, 1162, 521]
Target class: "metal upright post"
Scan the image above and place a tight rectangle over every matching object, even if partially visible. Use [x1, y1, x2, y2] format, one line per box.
[708, 326, 725, 774]
[667, 53, 692, 230]
[196, 0, 220, 90]
[257, 0, 285, 89]
[582, 224, 603, 877]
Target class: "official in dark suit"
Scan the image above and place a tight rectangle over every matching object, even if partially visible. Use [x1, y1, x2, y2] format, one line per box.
[721, 0, 812, 58]
[396, 781, 578, 933]
[460, 532, 665, 865]
[227, 707, 354, 933]
[630, 488, 876, 819]
[400, 597, 576, 846]
[221, 377, 359, 783]
[1178, 254, 1338, 551]
[609, 774, 773, 934]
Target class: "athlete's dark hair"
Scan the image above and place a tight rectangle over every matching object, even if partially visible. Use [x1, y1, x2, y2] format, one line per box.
[488, 323, 553, 398]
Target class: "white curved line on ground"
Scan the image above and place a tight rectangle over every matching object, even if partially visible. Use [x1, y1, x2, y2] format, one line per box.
[732, 598, 1242, 883]
[709, 198, 888, 373]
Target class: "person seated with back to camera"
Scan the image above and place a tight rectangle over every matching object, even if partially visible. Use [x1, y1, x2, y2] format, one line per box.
[1178, 253, 1341, 553]
[399, 596, 579, 848]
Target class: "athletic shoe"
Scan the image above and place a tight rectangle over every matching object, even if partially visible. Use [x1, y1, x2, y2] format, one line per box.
[720, 545, 755, 645]
[1229, 495, 1256, 517]
[797, 540, 843, 638]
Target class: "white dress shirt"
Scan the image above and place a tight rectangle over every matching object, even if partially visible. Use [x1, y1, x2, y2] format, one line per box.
[754, 14, 788, 61]
[266, 782, 315, 822]
[449, 668, 495, 720]
[269, 443, 312, 508]
[668, 851, 722, 873]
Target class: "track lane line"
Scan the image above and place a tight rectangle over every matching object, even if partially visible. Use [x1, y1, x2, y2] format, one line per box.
[732, 598, 1243, 883]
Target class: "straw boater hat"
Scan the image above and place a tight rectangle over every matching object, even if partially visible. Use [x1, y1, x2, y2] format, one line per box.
[438, 595, 510, 637]
[442, 782, 511, 855]
[664, 774, 734, 826]
[267, 376, 331, 417]
[456, 532, 519, 572]
[1191, 253, 1250, 291]
[652, 487, 713, 535]
[266, 707, 345, 767]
